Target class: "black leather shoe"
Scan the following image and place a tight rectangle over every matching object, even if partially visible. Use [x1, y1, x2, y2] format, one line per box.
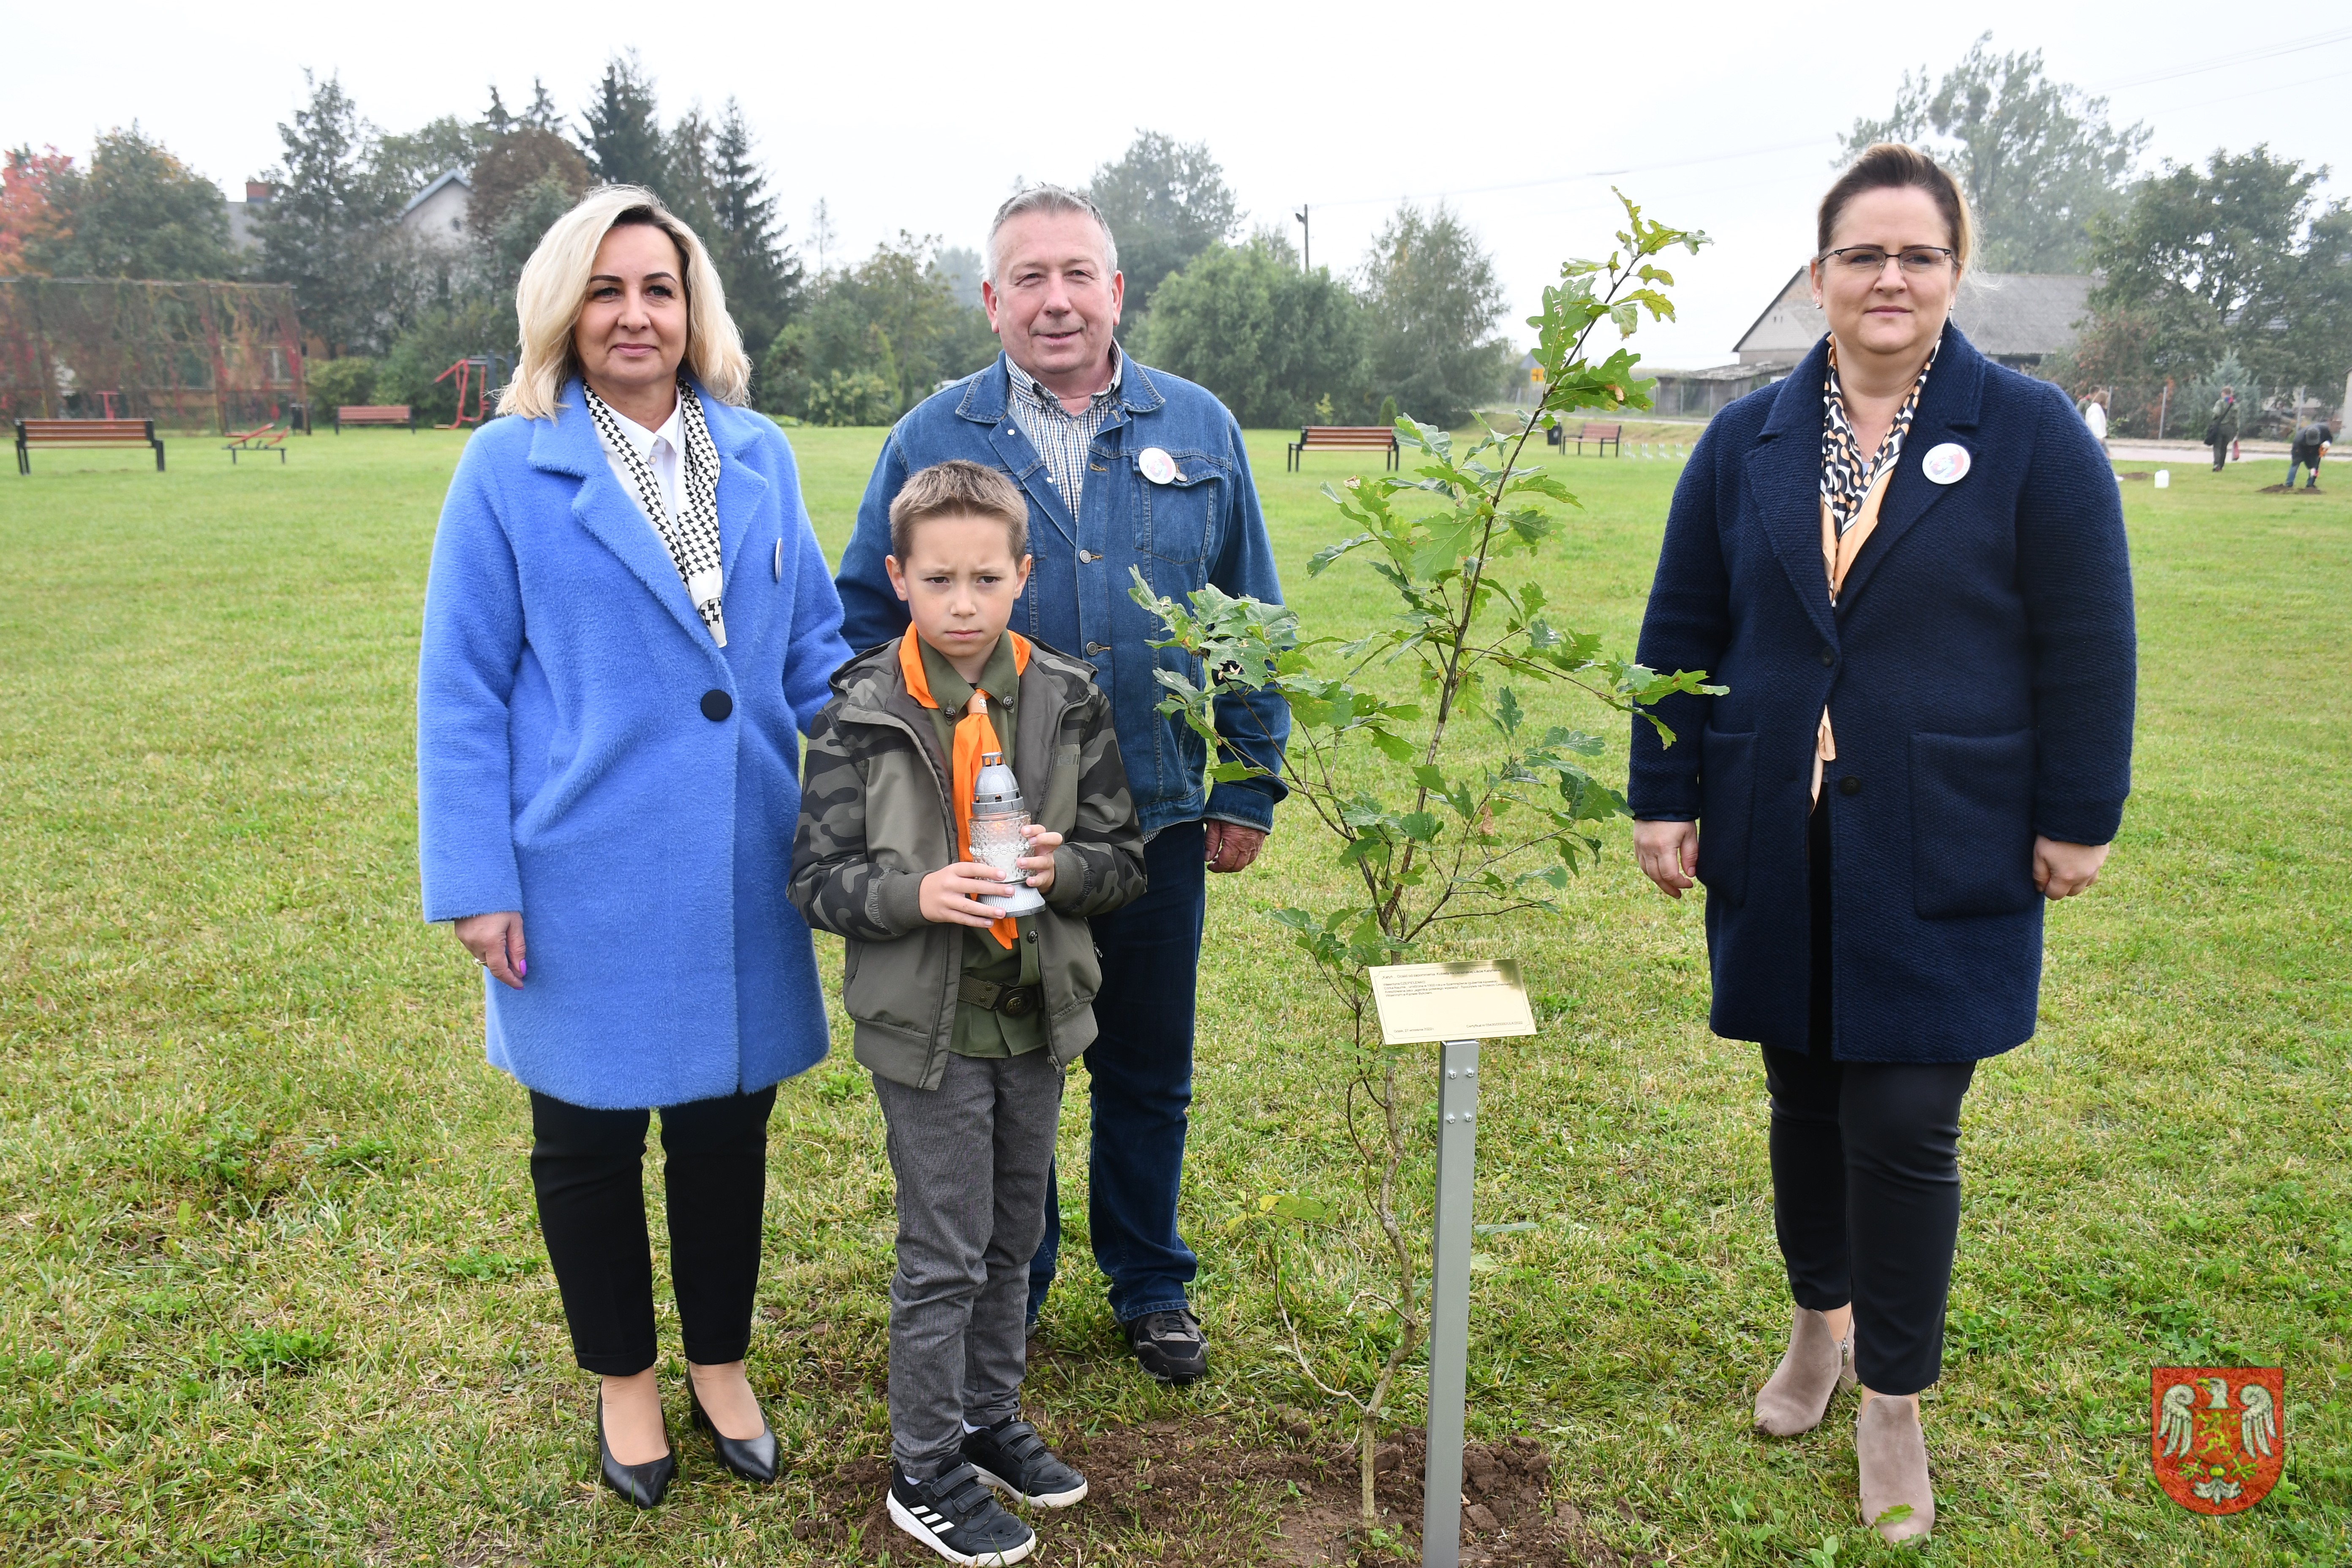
[689, 1377, 779, 1484]
[1122, 1308, 1208, 1383]
[597, 1390, 675, 1507]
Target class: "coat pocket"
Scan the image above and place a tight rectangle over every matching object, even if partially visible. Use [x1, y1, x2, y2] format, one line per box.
[1909, 729, 2038, 919]
[1696, 727, 1756, 908]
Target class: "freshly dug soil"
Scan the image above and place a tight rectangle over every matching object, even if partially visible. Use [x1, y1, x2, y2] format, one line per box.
[803, 1420, 1628, 1566]
[2258, 482, 2325, 493]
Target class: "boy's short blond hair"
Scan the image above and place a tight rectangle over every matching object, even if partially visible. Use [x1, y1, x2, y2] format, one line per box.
[887, 460, 1029, 562]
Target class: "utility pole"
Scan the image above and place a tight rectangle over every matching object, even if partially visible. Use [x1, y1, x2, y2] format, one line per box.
[1294, 204, 1310, 273]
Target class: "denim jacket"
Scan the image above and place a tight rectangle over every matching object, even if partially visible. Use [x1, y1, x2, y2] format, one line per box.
[836, 354, 1290, 837]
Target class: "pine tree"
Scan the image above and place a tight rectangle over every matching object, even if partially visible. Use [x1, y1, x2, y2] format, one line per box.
[259, 71, 394, 355]
[706, 100, 800, 353]
[579, 54, 665, 191]
[523, 79, 564, 133]
[482, 86, 514, 138]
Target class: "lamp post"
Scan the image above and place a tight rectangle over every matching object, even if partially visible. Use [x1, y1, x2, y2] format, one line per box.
[1295, 204, 1310, 273]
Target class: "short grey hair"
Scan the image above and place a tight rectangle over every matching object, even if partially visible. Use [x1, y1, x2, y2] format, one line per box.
[984, 185, 1119, 283]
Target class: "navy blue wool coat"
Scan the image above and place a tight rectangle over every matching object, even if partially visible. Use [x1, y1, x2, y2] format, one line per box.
[417, 378, 850, 1109]
[1629, 326, 2136, 1062]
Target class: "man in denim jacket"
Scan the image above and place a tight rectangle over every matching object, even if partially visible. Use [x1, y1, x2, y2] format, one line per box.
[836, 185, 1288, 1384]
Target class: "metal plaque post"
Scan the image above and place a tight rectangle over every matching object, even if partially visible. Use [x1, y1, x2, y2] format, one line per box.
[1420, 1038, 1481, 1568]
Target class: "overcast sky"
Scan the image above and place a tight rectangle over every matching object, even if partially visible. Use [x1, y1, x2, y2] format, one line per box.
[11, 3, 2349, 369]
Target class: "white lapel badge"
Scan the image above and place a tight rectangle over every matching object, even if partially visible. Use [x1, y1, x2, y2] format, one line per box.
[1138, 446, 1179, 485]
[1922, 442, 1971, 485]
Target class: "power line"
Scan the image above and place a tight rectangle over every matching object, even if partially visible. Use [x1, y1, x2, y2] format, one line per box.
[2090, 26, 2352, 93]
[1298, 135, 1836, 215]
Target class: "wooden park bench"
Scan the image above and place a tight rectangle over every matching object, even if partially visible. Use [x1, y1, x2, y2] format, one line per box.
[15, 418, 165, 474]
[1287, 425, 1399, 472]
[1568, 421, 1621, 457]
[334, 404, 415, 433]
[224, 423, 289, 464]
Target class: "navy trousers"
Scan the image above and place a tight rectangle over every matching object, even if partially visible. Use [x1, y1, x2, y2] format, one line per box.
[1028, 820, 1206, 1324]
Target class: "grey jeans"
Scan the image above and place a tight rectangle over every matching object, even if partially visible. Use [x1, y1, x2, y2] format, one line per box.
[873, 1048, 1063, 1478]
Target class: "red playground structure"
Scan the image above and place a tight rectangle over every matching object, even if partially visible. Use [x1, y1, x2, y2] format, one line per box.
[433, 356, 504, 428]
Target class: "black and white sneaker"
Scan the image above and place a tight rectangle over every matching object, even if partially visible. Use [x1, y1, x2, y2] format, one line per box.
[887, 1462, 1036, 1565]
[1122, 1307, 1208, 1383]
[963, 1417, 1089, 1507]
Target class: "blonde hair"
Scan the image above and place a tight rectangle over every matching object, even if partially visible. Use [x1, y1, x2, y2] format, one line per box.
[888, 460, 1029, 561]
[500, 185, 751, 421]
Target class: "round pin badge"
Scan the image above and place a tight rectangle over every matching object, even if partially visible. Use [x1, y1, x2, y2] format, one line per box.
[1922, 441, 1972, 485]
[1138, 446, 1179, 485]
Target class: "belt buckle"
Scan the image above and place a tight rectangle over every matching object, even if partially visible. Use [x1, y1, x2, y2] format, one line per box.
[1001, 987, 1035, 1018]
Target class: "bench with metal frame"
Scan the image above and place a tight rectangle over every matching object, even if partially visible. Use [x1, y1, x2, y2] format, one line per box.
[1569, 420, 1621, 457]
[1286, 425, 1400, 472]
[334, 404, 416, 433]
[15, 418, 165, 474]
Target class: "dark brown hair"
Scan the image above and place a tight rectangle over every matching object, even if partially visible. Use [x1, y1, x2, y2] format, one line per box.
[1817, 143, 1973, 268]
[887, 459, 1029, 561]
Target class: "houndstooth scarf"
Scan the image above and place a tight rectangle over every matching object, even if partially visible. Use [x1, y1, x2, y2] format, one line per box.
[584, 380, 728, 647]
[1820, 337, 1936, 537]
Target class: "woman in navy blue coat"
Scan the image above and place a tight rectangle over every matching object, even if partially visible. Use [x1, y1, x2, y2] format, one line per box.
[417, 188, 849, 1505]
[1628, 146, 2134, 1544]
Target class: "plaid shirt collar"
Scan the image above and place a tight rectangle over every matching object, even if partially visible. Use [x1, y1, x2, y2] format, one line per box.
[1004, 343, 1124, 416]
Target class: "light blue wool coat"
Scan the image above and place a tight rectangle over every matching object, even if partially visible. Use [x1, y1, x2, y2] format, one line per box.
[416, 377, 851, 1110]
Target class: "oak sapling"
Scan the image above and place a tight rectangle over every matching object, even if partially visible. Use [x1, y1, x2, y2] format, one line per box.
[1132, 192, 1720, 1528]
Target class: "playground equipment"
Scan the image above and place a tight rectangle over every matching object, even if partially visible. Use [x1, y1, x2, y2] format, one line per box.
[434, 355, 510, 428]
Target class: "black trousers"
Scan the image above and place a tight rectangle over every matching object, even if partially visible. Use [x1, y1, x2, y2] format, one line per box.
[1770, 797, 1976, 1396]
[528, 1085, 776, 1376]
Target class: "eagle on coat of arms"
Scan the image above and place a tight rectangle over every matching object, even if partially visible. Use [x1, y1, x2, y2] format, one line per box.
[2151, 1367, 2285, 1514]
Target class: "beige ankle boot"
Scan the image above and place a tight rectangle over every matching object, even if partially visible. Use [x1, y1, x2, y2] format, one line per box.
[1856, 1395, 1935, 1543]
[1752, 1306, 1856, 1437]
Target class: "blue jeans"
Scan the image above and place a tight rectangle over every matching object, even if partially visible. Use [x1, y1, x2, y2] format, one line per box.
[1028, 820, 1206, 1324]
[2288, 457, 2320, 488]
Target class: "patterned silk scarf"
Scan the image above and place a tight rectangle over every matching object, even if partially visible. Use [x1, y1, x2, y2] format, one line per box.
[583, 380, 728, 647]
[899, 626, 1034, 950]
[1819, 336, 1936, 543]
[1810, 338, 1936, 804]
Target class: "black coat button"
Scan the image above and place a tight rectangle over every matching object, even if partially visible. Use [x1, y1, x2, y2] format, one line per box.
[700, 689, 733, 722]
[1819, 646, 1836, 667]
[1838, 775, 1862, 796]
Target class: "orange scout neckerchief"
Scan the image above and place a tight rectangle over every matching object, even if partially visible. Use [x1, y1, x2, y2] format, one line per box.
[898, 625, 1034, 948]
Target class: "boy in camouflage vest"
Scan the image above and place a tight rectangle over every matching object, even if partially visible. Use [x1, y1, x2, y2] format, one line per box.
[789, 459, 1144, 1566]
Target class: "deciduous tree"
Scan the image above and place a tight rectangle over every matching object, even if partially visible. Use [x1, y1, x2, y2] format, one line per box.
[1843, 33, 2146, 272]
[1, 146, 75, 277]
[2086, 146, 2350, 409]
[1358, 201, 1509, 428]
[1087, 131, 1240, 314]
[1142, 232, 1366, 427]
[25, 128, 236, 280]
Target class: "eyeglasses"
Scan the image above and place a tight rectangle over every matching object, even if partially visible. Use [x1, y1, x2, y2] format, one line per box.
[1818, 245, 1957, 275]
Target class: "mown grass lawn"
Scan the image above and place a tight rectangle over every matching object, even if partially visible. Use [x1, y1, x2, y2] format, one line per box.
[0, 425, 2344, 1567]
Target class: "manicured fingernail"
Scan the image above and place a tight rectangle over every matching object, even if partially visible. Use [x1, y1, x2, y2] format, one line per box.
[515, 959, 527, 977]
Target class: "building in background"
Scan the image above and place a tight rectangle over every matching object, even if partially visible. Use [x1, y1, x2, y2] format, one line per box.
[1644, 268, 2096, 420]
[398, 171, 472, 250]
[225, 181, 275, 253]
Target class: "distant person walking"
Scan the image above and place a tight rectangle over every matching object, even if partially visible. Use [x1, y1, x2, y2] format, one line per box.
[1630, 144, 2137, 1546]
[2207, 386, 2240, 471]
[2287, 417, 2331, 490]
[2080, 388, 2109, 452]
[416, 185, 850, 1507]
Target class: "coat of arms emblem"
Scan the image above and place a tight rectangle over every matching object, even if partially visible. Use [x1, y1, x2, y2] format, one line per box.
[2151, 1366, 2284, 1514]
